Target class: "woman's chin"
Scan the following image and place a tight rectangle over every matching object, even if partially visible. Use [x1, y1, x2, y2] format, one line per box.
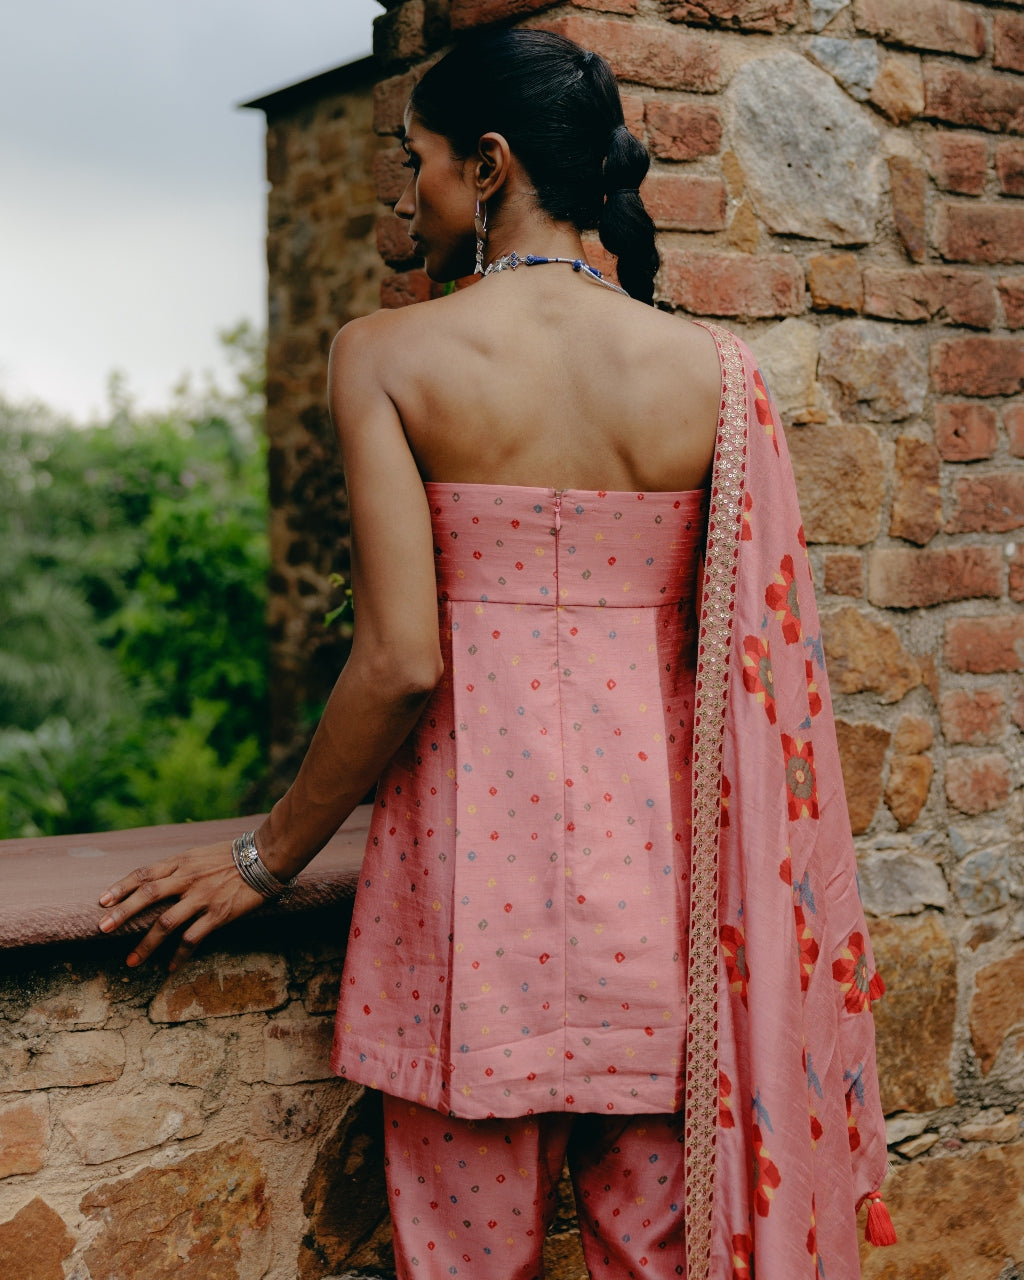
[423, 251, 476, 286]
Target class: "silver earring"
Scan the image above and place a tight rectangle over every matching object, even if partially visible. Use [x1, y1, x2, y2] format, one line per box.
[474, 199, 488, 274]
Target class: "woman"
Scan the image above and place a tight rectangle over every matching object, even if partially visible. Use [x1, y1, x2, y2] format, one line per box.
[99, 29, 891, 1280]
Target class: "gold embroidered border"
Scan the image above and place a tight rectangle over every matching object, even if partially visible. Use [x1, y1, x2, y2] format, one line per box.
[685, 324, 748, 1280]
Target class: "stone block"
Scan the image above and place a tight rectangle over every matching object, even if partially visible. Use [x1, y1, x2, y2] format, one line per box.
[824, 552, 864, 596]
[888, 155, 927, 262]
[1000, 275, 1024, 328]
[868, 51, 924, 123]
[862, 266, 995, 328]
[944, 615, 1024, 673]
[822, 604, 921, 702]
[959, 1109, 1022, 1143]
[305, 969, 343, 1015]
[808, 253, 863, 313]
[373, 70, 418, 138]
[0, 1197, 75, 1280]
[373, 0, 428, 67]
[940, 688, 1007, 746]
[892, 713, 933, 755]
[451, 0, 558, 27]
[149, 953, 289, 1023]
[869, 913, 956, 1111]
[644, 101, 721, 161]
[373, 147, 407, 205]
[62, 1087, 205, 1164]
[728, 52, 881, 243]
[807, 36, 880, 101]
[1008, 404, 1024, 457]
[889, 435, 941, 545]
[884, 754, 933, 828]
[240, 1017, 336, 1085]
[971, 947, 1024, 1076]
[867, 545, 1002, 608]
[924, 64, 1024, 134]
[142, 1025, 228, 1087]
[856, 845, 948, 916]
[996, 140, 1024, 196]
[726, 199, 760, 252]
[954, 844, 1017, 916]
[947, 472, 1024, 534]
[935, 202, 1024, 265]
[249, 1087, 323, 1142]
[29, 975, 112, 1029]
[81, 1139, 270, 1280]
[1011, 544, 1024, 604]
[854, 0, 985, 57]
[934, 403, 998, 461]
[664, 0, 795, 31]
[859, 1143, 1024, 1278]
[931, 335, 1024, 398]
[659, 249, 804, 317]
[377, 213, 420, 269]
[945, 753, 1012, 815]
[835, 720, 891, 833]
[925, 132, 989, 195]
[572, 0, 639, 11]
[819, 319, 927, 422]
[0, 1029, 125, 1093]
[381, 269, 435, 309]
[642, 172, 727, 231]
[0, 1094, 48, 1177]
[752, 318, 822, 425]
[994, 11, 1024, 74]
[545, 15, 721, 92]
[789, 424, 885, 544]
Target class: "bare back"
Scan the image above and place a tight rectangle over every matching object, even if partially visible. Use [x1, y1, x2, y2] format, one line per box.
[360, 270, 721, 494]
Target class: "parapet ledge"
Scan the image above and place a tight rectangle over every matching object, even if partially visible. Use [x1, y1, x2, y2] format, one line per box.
[0, 808, 370, 950]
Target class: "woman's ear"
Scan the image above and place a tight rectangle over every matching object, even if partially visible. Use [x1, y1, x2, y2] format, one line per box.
[475, 132, 512, 203]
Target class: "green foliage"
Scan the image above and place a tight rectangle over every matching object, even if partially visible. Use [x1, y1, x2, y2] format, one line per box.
[0, 323, 270, 838]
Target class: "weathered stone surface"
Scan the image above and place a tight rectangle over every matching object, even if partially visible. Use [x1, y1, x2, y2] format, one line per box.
[926, 132, 989, 195]
[997, 140, 1024, 196]
[0, 1094, 48, 1177]
[859, 1143, 1024, 1278]
[934, 402, 998, 461]
[810, 0, 849, 30]
[142, 1025, 228, 1087]
[790, 425, 885, 544]
[947, 472, 1024, 534]
[240, 1017, 335, 1085]
[824, 552, 864, 596]
[941, 688, 1007, 746]
[869, 913, 957, 1111]
[935, 202, 1024, 265]
[305, 968, 344, 1015]
[645, 100, 722, 161]
[959, 1109, 1022, 1144]
[62, 1087, 205, 1164]
[1009, 405, 1024, 459]
[665, 0, 795, 31]
[249, 1087, 323, 1142]
[946, 753, 1012, 815]
[1000, 275, 1024, 328]
[954, 844, 1018, 917]
[931, 335, 1024, 398]
[643, 172, 727, 231]
[808, 252, 863, 312]
[863, 266, 996, 328]
[728, 52, 881, 243]
[835, 720, 891, 833]
[726, 199, 760, 253]
[1011, 543, 1024, 604]
[149, 953, 289, 1023]
[819, 319, 926, 422]
[547, 14, 721, 92]
[0, 1197, 75, 1280]
[659, 249, 804, 317]
[867, 545, 1003, 608]
[0, 1029, 125, 1093]
[897, 1130, 938, 1157]
[752, 318, 822, 425]
[857, 845, 949, 916]
[889, 435, 941, 545]
[81, 1139, 269, 1280]
[29, 974, 111, 1028]
[971, 948, 1024, 1077]
[822, 605, 921, 702]
[869, 51, 924, 123]
[885, 754, 934, 828]
[892, 713, 933, 755]
[808, 36, 880, 100]
[888, 155, 927, 262]
[944, 614, 1024, 673]
[854, 0, 986, 58]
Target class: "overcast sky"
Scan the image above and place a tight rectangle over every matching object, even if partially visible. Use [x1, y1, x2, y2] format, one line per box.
[0, 0, 381, 422]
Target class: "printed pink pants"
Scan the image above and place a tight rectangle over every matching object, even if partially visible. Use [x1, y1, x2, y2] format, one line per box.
[382, 1095, 687, 1279]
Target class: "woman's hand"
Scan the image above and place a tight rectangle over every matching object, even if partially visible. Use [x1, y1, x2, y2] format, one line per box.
[97, 841, 266, 971]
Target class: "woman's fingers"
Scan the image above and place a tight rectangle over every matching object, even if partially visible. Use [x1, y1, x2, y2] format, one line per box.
[98, 858, 179, 913]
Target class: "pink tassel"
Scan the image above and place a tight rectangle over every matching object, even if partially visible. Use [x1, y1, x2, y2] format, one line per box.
[864, 1192, 897, 1246]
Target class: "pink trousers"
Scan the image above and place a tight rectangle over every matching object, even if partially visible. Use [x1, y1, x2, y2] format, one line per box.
[382, 1095, 688, 1279]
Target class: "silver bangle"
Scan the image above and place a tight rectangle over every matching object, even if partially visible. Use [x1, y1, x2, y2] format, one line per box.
[231, 830, 296, 900]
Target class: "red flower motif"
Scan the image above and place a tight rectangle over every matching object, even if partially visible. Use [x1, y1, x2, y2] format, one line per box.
[810, 1109, 823, 1148]
[781, 734, 819, 821]
[805, 659, 823, 718]
[719, 1070, 736, 1129]
[721, 772, 731, 830]
[742, 634, 777, 724]
[752, 1124, 782, 1217]
[794, 904, 819, 993]
[721, 922, 749, 1008]
[765, 555, 801, 644]
[808, 1194, 820, 1263]
[730, 1234, 754, 1280]
[753, 369, 779, 456]
[741, 489, 754, 541]
[847, 1090, 861, 1152]
[832, 931, 872, 1014]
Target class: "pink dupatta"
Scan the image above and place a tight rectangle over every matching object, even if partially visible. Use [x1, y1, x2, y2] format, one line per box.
[685, 326, 890, 1280]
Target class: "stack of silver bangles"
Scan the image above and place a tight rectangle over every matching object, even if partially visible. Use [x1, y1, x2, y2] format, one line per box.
[231, 830, 297, 900]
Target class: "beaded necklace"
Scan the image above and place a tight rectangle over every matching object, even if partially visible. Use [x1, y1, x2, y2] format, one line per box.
[482, 250, 630, 298]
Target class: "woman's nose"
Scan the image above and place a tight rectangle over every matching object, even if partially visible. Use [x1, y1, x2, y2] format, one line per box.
[395, 178, 414, 220]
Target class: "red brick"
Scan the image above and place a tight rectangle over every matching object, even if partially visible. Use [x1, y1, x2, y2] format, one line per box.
[931, 335, 1024, 397]
[994, 12, 1024, 74]
[1011, 545, 1024, 603]
[573, 0, 638, 11]
[1000, 276, 1024, 328]
[0, 1096, 48, 1178]
[996, 141, 1024, 196]
[947, 472, 1024, 533]
[944, 615, 1024, 672]
[855, 0, 985, 57]
[868, 545, 1003, 607]
[664, 0, 794, 33]
[373, 70, 418, 137]
[824, 552, 865, 596]
[890, 435, 941, 544]
[660, 249, 804, 317]
[621, 91, 646, 138]
[835, 719, 890, 833]
[1013, 686, 1024, 731]
[544, 15, 721, 91]
[1007, 403, 1024, 457]
[925, 133, 989, 195]
[451, 0, 556, 29]
[642, 172, 726, 231]
[373, 147, 408, 205]
[381, 269, 435, 309]
[924, 64, 1024, 134]
[945, 753, 1012, 815]
[935, 203, 1024, 264]
[645, 101, 722, 161]
[889, 156, 927, 262]
[885, 753, 934, 828]
[808, 253, 864, 312]
[934, 403, 999, 461]
[377, 213, 420, 269]
[940, 688, 1008, 745]
[863, 266, 995, 328]
[373, 0, 430, 67]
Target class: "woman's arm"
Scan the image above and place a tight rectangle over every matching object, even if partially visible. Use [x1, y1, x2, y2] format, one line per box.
[98, 315, 442, 969]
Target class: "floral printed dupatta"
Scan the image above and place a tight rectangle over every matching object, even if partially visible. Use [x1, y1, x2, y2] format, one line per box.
[684, 326, 890, 1280]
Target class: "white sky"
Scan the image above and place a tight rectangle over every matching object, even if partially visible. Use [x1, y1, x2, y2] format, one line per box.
[0, 0, 382, 422]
